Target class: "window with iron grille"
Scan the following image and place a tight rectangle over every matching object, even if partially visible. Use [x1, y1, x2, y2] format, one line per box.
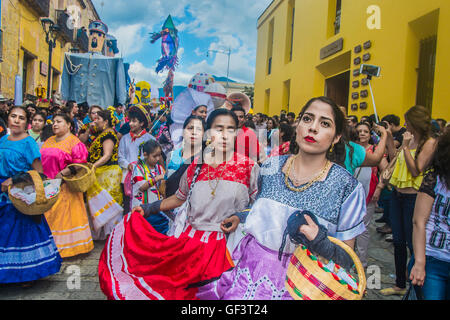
[334, 0, 342, 35]
[416, 36, 437, 113]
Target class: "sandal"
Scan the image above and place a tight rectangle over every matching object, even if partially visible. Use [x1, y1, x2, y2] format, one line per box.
[20, 281, 35, 289]
[379, 287, 406, 296]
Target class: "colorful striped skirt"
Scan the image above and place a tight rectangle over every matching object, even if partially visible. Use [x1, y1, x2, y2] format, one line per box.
[0, 190, 62, 283]
[86, 165, 123, 240]
[196, 234, 293, 300]
[98, 212, 234, 300]
[44, 183, 94, 258]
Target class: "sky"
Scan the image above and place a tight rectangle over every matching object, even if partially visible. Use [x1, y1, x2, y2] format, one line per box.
[90, 0, 272, 97]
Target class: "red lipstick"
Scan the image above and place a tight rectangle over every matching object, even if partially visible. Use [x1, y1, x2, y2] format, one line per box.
[304, 136, 317, 143]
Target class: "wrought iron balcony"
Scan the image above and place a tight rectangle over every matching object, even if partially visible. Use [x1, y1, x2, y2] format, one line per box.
[22, 0, 50, 17]
[75, 28, 89, 53]
[56, 10, 74, 42]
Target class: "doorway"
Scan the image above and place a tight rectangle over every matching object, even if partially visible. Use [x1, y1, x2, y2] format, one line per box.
[325, 70, 349, 111]
[22, 51, 35, 97]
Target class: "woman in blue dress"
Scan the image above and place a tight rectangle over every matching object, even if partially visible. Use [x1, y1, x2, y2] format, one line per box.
[0, 106, 62, 284]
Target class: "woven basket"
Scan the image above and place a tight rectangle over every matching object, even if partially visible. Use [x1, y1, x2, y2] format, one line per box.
[63, 163, 96, 193]
[285, 237, 366, 300]
[8, 170, 60, 216]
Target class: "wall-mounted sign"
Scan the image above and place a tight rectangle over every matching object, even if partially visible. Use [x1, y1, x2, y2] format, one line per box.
[320, 37, 344, 60]
[364, 41, 372, 50]
[352, 80, 360, 88]
[361, 78, 369, 86]
[353, 69, 360, 77]
[363, 53, 371, 62]
[360, 102, 368, 109]
[40, 62, 48, 76]
[354, 45, 362, 54]
[354, 57, 361, 65]
[351, 103, 358, 111]
[360, 90, 369, 98]
[352, 92, 359, 100]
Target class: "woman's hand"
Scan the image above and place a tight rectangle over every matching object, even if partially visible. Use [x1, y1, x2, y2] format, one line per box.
[410, 263, 426, 287]
[1, 178, 13, 193]
[298, 214, 319, 241]
[220, 215, 240, 234]
[55, 172, 63, 179]
[374, 124, 387, 137]
[155, 174, 165, 182]
[402, 131, 413, 148]
[372, 186, 382, 202]
[132, 206, 145, 216]
[128, 163, 134, 171]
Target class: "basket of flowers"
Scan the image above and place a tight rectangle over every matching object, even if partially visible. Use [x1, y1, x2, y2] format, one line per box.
[8, 171, 61, 215]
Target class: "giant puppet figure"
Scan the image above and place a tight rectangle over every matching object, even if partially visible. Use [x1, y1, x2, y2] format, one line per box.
[61, 20, 126, 108]
[150, 15, 179, 101]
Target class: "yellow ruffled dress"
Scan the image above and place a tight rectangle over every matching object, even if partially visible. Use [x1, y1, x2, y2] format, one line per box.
[389, 149, 424, 190]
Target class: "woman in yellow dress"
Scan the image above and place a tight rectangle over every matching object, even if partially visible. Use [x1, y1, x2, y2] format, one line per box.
[86, 108, 123, 240]
[380, 105, 437, 296]
[41, 113, 94, 258]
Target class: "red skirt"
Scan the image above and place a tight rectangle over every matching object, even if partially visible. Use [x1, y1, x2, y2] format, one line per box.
[98, 212, 234, 300]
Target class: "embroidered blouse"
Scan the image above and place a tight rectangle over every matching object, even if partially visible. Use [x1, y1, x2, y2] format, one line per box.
[88, 130, 119, 166]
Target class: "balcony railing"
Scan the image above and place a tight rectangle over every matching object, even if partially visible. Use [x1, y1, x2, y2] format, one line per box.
[75, 28, 89, 53]
[56, 10, 74, 42]
[22, 0, 50, 17]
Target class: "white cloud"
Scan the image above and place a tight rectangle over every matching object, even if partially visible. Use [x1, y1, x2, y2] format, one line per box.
[109, 23, 149, 57]
[94, 0, 273, 94]
[128, 61, 193, 98]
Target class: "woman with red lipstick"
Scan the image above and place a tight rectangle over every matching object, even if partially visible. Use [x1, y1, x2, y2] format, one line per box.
[98, 109, 259, 300]
[197, 96, 367, 300]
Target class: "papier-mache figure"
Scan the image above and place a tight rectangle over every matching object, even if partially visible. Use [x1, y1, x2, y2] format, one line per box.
[61, 20, 126, 109]
[105, 34, 119, 57]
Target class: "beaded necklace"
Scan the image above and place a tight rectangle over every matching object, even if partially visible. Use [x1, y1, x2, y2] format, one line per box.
[284, 155, 331, 193]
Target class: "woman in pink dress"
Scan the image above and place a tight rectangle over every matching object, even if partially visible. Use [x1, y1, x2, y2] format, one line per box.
[41, 113, 94, 258]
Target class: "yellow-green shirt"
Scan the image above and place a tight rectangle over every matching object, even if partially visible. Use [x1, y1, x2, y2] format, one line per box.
[389, 149, 424, 190]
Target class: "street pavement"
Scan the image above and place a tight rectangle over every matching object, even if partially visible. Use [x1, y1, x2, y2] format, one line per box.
[0, 210, 403, 300]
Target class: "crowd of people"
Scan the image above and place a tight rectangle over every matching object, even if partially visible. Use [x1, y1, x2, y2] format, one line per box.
[0, 92, 448, 300]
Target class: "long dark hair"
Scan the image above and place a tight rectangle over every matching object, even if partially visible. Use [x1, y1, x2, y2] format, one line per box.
[206, 108, 239, 130]
[183, 115, 206, 130]
[289, 96, 347, 166]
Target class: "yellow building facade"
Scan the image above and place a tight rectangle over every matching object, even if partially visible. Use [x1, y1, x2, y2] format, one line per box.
[0, 0, 99, 101]
[254, 0, 450, 121]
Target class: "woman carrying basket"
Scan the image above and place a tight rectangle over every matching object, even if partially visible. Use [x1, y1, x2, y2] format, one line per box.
[197, 97, 367, 300]
[0, 106, 61, 284]
[41, 112, 94, 258]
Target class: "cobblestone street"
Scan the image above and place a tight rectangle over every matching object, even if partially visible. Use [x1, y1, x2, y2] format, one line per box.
[0, 210, 403, 300]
